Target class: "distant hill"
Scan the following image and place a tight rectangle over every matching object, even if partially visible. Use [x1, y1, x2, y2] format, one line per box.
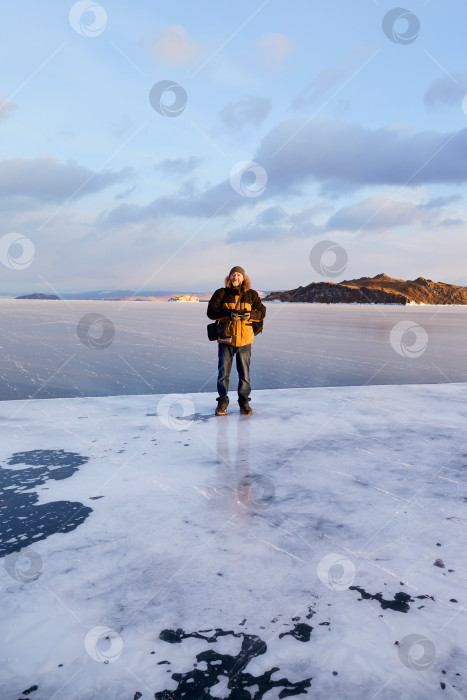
[16, 293, 60, 300]
[263, 274, 467, 305]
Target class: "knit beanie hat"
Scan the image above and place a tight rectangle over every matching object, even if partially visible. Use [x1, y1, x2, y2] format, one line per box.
[229, 266, 246, 277]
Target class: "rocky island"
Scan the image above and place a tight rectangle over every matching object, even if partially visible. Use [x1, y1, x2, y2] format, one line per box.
[264, 273, 467, 305]
[16, 293, 60, 300]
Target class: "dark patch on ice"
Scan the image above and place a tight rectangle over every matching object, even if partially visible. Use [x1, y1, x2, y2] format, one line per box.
[21, 687, 38, 695]
[89, 496, 104, 500]
[0, 449, 92, 557]
[350, 588, 435, 612]
[183, 412, 216, 423]
[279, 623, 313, 642]
[156, 627, 312, 698]
[349, 586, 413, 612]
[134, 693, 143, 700]
[434, 559, 445, 568]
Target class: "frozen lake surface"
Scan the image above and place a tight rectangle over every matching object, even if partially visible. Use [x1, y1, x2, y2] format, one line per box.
[0, 299, 466, 401]
[1, 383, 466, 699]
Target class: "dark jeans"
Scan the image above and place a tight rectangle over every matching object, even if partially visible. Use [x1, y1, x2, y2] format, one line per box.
[217, 343, 252, 406]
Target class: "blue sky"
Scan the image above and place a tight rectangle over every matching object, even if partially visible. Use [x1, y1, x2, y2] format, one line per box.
[1, 0, 467, 293]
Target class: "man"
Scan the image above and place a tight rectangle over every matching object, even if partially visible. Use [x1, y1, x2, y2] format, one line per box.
[207, 266, 266, 416]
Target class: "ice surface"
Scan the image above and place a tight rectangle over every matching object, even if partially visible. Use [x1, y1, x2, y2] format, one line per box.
[1, 383, 467, 699]
[1, 300, 467, 400]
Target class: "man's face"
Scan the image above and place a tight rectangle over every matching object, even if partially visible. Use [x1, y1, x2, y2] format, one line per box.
[230, 271, 244, 287]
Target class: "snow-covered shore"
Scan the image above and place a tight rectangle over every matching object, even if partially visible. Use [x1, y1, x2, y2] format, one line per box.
[1, 383, 467, 699]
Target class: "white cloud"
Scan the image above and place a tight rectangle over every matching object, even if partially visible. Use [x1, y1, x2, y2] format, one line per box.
[153, 25, 203, 65]
[0, 157, 132, 204]
[155, 157, 202, 178]
[325, 196, 438, 232]
[103, 118, 467, 228]
[257, 34, 294, 70]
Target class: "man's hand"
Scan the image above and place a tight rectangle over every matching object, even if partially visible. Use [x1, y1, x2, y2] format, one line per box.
[231, 311, 250, 321]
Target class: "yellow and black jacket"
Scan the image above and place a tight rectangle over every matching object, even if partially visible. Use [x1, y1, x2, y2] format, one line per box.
[207, 276, 266, 347]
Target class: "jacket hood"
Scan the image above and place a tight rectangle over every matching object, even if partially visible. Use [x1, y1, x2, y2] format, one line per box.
[224, 275, 250, 292]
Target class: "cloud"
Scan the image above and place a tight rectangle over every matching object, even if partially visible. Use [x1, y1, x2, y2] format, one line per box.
[104, 178, 239, 225]
[229, 194, 462, 243]
[104, 118, 467, 226]
[155, 156, 202, 178]
[254, 118, 467, 196]
[220, 96, 272, 131]
[324, 197, 438, 231]
[257, 34, 294, 70]
[0, 157, 133, 204]
[153, 25, 203, 65]
[227, 205, 323, 243]
[115, 185, 137, 200]
[424, 73, 467, 111]
[0, 93, 17, 122]
[419, 194, 462, 210]
[440, 217, 464, 227]
[325, 193, 464, 232]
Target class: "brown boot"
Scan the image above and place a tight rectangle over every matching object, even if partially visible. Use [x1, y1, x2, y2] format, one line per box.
[215, 403, 228, 416]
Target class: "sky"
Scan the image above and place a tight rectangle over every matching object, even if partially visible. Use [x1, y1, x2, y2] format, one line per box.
[1, 0, 467, 294]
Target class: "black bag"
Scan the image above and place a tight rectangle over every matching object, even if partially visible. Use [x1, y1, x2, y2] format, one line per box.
[207, 319, 232, 341]
[253, 319, 263, 336]
[207, 322, 218, 341]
